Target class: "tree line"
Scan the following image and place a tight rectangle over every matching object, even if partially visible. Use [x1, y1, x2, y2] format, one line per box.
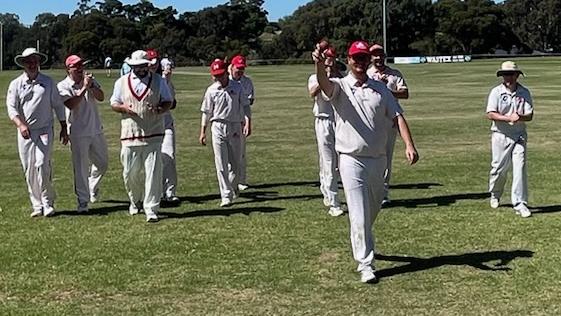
[0, 0, 559, 69]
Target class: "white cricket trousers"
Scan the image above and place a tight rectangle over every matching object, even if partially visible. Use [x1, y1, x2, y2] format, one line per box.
[212, 121, 242, 200]
[339, 154, 386, 272]
[120, 142, 163, 213]
[384, 127, 398, 199]
[489, 132, 528, 206]
[238, 132, 247, 184]
[17, 126, 55, 212]
[315, 117, 339, 207]
[161, 113, 177, 198]
[70, 133, 108, 205]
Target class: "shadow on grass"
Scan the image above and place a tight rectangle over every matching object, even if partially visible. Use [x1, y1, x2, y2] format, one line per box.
[529, 205, 561, 214]
[54, 204, 128, 216]
[375, 250, 534, 279]
[389, 182, 443, 190]
[176, 191, 323, 206]
[159, 206, 284, 219]
[387, 192, 490, 208]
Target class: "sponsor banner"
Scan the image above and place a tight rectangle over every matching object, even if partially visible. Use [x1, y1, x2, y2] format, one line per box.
[425, 55, 472, 63]
[394, 56, 422, 64]
[393, 55, 472, 64]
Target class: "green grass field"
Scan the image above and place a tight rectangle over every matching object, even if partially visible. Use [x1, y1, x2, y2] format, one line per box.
[1, 58, 561, 315]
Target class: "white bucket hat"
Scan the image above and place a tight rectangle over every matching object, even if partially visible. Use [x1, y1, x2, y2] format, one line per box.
[496, 61, 524, 76]
[14, 48, 48, 68]
[124, 50, 151, 66]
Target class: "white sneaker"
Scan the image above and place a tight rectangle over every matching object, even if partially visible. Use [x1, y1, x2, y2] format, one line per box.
[30, 209, 42, 218]
[145, 210, 159, 222]
[381, 198, 391, 207]
[220, 198, 233, 207]
[129, 203, 140, 216]
[490, 197, 500, 209]
[43, 206, 55, 217]
[323, 197, 330, 207]
[238, 184, 249, 191]
[514, 203, 531, 218]
[328, 207, 344, 217]
[360, 268, 378, 284]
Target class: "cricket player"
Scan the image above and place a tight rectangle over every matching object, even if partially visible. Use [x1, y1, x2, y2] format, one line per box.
[104, 56, 113, 77]
[146, 49, 180, 204]
[58, 54, 108, 213]
[312, 40, 419, 283]
[367, 44, 409, 206]
[200, 58, 251, 207]
[110, 50, 173, 222]
[486, 61, 533, 218]
[6, 48, 69, 217]
[228, 55, 254, 191]
[307, 47, 344, 217]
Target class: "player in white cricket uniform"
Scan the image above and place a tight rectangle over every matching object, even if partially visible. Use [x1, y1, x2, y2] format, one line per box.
[104, 56, 113, 77]
[110, 50, 173, 222]
[307, 47, 345, 217]
[486, 61, 533, 218]
[6, 48, 69, 217]
[367, 44, 409, 206]
[200, 59, 251, 207]
[145, 49, 180, 204]
[228, 55, 254, 191]
[57, 54, 108, 213]
[312, 40, 419, 283]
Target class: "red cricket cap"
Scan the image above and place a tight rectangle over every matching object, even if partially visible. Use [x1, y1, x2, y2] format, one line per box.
[210, 58, 227, 75]
[231, 55, 247, 69]
[146, 49, 159, 60]
[348, 41, 370, 57]
[65, 55, 84, 68]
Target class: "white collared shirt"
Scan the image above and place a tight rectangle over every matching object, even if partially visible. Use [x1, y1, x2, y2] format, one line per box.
[367, 65, 408, 96]
[326, 74, 402, 157]
[486, 83, 533, 137]
[308, 74, 334, 119]
[110, 72, 173, 106]
[6, 72, 66, 130]
[57, 76, 103, 137]
[230, 74, 255, 105]
[201, 80, 250, 123]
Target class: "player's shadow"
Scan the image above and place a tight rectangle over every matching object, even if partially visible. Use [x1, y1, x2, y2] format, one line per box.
[158, 206, 284, 219]
[390, 182, 443, 190]
[249, 181, 320, 190]
[387, 192, 490, 208]
[177, 190, 323, 206]
[53, 204, 128, 216]
[530, 205, 561, 214]
[375, 250, 534, 279]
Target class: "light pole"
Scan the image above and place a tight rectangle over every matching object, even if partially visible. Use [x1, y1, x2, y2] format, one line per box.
[0, 22, 3, 72]
[382, 0, 387, 55]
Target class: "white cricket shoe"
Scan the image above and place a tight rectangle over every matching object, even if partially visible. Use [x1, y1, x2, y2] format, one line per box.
[238, 184, 249, 191]
[220, 198, 233, 207]
[30, 209, 42, 218]
[360, 267, 378, 284]
[514, 203, 531, 218]
[145, 210, 159, 223]
[328, 206, 344, 217]
[323, 197, 330, 207]
[490, 197, 500, 209]
[43, 206, 55, 217]
[129, 203, 140, 216]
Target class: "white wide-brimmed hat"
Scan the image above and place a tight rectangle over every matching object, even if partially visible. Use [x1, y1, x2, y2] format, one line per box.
[14, 48, 48, 68]
[496, 61, 524, 76]
[124, 50, 151, 66]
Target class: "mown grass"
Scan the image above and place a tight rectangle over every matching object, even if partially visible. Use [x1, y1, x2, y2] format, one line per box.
[0, 58, 560, 315]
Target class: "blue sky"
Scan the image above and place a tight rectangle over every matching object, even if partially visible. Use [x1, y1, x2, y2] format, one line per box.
[0, 0, 312, 25]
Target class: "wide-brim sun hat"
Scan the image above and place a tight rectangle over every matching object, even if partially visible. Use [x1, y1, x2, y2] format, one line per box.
[125, 50, 151, 66]
[496, 60, 524, 76]
[14, 48, 48, 68]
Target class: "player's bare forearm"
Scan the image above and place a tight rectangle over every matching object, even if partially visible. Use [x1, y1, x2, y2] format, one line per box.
[518, 113, 533, 121]
[199, 125, 207, 146]
[315, 62, 334, 98]
[111, 103, 137, 116]
[90, 86, 104, 102]
[396, 115, 419, 164]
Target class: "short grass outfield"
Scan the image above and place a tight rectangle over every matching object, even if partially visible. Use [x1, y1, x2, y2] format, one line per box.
[0, 58, 560, 315]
